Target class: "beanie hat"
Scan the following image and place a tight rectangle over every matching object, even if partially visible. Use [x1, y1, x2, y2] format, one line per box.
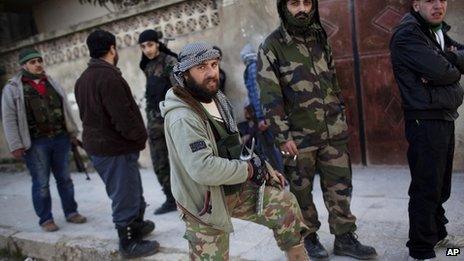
[86, 29, 116, 59]
[138, 29, 161, 44]
[18, 48, 42, 65]
[173, 42, 220, 87]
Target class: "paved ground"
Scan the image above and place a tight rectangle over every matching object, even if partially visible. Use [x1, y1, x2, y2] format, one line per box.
[0, 166, 463, 260]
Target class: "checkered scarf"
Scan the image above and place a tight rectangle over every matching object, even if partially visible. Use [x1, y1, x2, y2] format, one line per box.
[173, 42, 238, 133]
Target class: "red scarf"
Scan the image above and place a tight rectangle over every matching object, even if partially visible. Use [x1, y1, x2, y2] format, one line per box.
[22, 76, 48, 96]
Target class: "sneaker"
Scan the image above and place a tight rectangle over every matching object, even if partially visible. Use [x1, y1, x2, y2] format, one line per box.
[154, 200, 177, 215]
[304, 233, 329, 259]
[334, 232, 377, 260]
[408, 258, 437, 261]
[436, 235, 464, 248]
[66, 213, 87, 224]
[41, 220, 59, 232]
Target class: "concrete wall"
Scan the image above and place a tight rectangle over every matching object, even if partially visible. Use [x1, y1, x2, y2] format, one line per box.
[33, 0, 114, 34]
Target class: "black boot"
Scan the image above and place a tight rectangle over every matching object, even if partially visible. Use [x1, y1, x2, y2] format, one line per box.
[334, 232, 377, 260]
[135, 208, 155, 237]
[117, 223, 160, 259]
[154, 197, 177, 215]
[304, 233, 329, 259]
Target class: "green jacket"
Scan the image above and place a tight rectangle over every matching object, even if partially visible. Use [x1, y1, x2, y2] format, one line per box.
[257, 0, 348, 151]
[160, 87, 248, 232]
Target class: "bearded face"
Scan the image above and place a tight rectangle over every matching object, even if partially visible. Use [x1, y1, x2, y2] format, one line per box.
[183, 59, 220, 103]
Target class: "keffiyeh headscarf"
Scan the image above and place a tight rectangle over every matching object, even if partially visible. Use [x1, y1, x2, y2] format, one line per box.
[173, 42, 221, 87]
[173, 42, 238, 133]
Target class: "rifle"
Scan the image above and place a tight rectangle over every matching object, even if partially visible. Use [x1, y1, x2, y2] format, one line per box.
[71, 139, 90, 181]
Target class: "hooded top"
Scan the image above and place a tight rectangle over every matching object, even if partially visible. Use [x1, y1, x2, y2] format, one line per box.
[160, 87, 248, 232]
[257, 0, 348, 150]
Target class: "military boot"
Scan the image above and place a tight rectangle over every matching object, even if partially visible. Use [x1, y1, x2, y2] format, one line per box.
[117, 223, 160, 259]
[304, 233, 329, 259]
[154, 198, 177, 215]
[334, 232, 377, 260]
[135, 208, 155, 237]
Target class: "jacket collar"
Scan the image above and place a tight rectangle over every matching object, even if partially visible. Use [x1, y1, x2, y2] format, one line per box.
[88, 58, 122, 74]
[279, 24, 295, 45]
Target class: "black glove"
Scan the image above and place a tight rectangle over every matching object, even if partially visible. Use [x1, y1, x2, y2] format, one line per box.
[249, 155, 269, 186]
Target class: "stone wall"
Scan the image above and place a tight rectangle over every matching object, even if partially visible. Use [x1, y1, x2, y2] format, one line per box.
[0, 0, 223, 167]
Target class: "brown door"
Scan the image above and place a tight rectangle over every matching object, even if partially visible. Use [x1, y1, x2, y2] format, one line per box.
[320, 0, 410, 165]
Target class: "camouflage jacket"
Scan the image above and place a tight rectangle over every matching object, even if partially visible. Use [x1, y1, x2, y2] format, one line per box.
[257, 25, 349, 151]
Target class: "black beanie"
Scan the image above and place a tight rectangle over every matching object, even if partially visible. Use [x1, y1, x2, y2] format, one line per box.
[86, 30, 116, 59]
[138, 29, 161, 44]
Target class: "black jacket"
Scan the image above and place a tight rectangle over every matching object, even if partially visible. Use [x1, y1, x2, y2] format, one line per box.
[390, 12, 464, 121]
[75, 59, 147, 156]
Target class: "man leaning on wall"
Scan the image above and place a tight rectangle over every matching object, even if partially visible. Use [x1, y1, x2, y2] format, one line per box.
[390, 0, 464, 260]
[1, 48, 87, 232]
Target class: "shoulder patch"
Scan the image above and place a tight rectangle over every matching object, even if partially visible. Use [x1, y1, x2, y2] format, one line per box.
[189, 140, 207, 153]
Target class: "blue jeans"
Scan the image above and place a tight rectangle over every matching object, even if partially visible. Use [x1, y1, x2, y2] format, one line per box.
[90, 152, 146, 228]
[23, 134, 78, 225]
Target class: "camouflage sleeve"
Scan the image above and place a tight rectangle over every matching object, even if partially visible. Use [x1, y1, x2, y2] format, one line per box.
[326, 47, 345, 108]
[257, 45, 292, 145]
[166, 55, 178, 86]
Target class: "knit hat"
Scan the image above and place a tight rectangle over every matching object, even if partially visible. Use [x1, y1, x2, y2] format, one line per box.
[138, 29, 161, 44]
[86, 29, 116, 59]
[18, 48, 42, 65]
[173, 42, 220, 86]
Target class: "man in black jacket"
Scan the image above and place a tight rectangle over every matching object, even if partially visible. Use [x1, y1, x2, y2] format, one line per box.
[75, 30, 159, 259]
[390, 1, 464, 260]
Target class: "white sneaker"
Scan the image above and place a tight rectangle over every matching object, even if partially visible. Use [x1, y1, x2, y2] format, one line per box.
[435, 235, 464, 248]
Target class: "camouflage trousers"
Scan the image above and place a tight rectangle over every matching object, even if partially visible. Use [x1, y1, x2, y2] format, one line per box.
[147, 112, 172, 199]
[284, 143, 357, 235]
[182, 181, 309, 260]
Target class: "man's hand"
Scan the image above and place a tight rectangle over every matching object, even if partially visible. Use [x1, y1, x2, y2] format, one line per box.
[70, 136, 81, 147]
[11, 148, 26, 159]
[268, 169, 286, 190]
[281, 140, 299, 156]
[449, 46, 458, 52]
[258, 120, 269, 132]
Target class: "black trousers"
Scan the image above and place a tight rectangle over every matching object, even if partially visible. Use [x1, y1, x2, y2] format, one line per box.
[405, 119, 454, 259]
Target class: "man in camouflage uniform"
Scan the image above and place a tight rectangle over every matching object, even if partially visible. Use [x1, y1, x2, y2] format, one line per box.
[2, 48, 87, 232]
[257, 0, 377, 259]
[138, 29, 178, 214]
[160, 42, 310, 260]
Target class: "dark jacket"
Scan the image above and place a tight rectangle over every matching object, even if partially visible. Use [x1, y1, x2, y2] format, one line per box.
[75, 59, 147, 156]
[390, 12, 464, 121]
[142, 52, 177, 114]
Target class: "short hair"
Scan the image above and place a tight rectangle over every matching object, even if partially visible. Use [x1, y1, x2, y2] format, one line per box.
[86, 29, 116, 59]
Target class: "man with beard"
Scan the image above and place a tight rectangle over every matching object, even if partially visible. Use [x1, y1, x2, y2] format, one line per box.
[2, 48, 86, 232]
[160, 42, 310, 260]
[257, 0, 377, 259]
[390, 0, 464, 260]
[138, 29, 178, 215]
[75, 30, 159, 258]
